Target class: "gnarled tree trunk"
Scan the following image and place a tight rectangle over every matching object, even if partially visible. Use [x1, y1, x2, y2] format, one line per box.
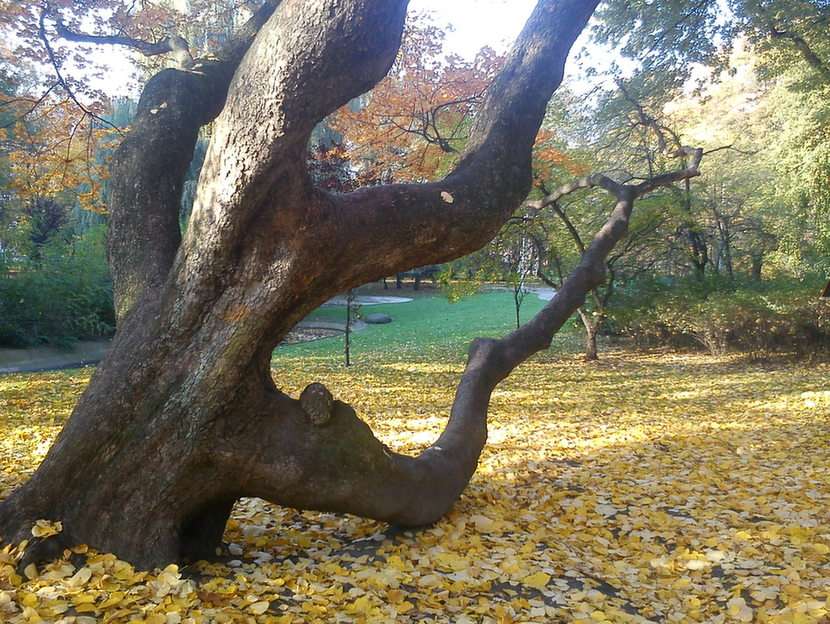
[0, 0, 652, 569]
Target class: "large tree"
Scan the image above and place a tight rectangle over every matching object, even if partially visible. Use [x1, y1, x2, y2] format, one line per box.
[0, 0, 706, 569]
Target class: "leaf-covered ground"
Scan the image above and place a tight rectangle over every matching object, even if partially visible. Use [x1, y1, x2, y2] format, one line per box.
[1, 295, 829, 623]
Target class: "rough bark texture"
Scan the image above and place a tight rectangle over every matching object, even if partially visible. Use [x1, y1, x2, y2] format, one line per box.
[108, 1, 281, 320]
[0, 0, 616, 569]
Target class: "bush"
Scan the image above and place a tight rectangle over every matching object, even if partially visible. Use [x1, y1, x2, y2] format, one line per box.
[0, 225, 115, 347]
[611, 278, 830, 358]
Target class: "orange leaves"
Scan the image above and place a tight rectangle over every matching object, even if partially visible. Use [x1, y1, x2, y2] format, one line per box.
[532, 127, 590, 185]
[0, 0, 264, 214]
[1, 94, 115, 213]
[329, 12, 505, 184]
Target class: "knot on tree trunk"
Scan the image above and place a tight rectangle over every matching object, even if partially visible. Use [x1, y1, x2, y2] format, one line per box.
[299, 383, 334, 426]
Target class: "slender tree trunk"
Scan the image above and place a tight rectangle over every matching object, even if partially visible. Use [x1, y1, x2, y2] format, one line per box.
[345, 289, 354, 367]
[683, 179, 708, 279]
[514, 284, 523, 329]
[577, 307, 599, 361]
[751, 253, 763, 281]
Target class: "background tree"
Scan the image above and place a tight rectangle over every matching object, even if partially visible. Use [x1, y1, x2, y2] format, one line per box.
[592, 0, 830, 92]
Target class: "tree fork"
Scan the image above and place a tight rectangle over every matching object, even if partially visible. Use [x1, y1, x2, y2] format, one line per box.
[107, 1, 282, 320]
[0, 0, 604, 568]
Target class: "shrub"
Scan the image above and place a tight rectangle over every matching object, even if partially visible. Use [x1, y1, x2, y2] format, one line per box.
[611, 278, 830, 358]
[0, 225, 115, 347]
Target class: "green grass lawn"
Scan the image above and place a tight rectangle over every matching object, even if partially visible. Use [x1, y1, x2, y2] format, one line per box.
[278, 290, 559, 364]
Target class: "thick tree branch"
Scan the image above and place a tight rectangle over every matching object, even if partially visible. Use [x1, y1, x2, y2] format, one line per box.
[237, 188, 644, 524]
[107, 1, 281, 321]
[233, 147, 707, 526]
[162, 0, 412, 336]
[231, 375, 489, 525]
[317, 0, 601, 292]
[769, 25, 830, 84]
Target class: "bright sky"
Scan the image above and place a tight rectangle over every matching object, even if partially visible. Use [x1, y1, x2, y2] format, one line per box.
[90, 0, 570, 97]
[409, 0, 537, 59]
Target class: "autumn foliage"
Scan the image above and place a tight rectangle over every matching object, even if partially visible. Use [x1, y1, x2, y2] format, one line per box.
[325, 14, 504, 184]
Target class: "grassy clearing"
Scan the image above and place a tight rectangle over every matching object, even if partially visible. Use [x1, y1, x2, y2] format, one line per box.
[1, 292, 829, 623]
[287, 290, 550, 360]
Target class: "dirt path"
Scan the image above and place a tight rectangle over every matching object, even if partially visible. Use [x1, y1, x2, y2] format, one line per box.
[323, 295, 413, 306]
[0, 320, 368, 375]
[0, 340, 111, 375]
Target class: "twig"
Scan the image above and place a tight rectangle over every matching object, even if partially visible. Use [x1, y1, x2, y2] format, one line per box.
[38, 10, 123, 136]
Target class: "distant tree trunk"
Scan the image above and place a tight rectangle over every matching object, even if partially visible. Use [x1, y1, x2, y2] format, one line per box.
[715, 215, 733, 280]
[576, 308, 599, 361]
[396, 273, 403, 289]
[514, 286, 523, 329]
[751, 253, 763, 281]
[344, 289, 354, 367]
[684, 180, 708, 279]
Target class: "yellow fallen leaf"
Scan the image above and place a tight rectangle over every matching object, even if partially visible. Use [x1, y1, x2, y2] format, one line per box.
[727, 596, 753, 622]
[68, 566, 92, 587]
[685, 559, 709, 570]
[249, 601, 270, 614]
[434, 552, 468, 571]
[471, 514, 496, 532]
[31, 519, 62, 538]
[522, 572, 551, 590]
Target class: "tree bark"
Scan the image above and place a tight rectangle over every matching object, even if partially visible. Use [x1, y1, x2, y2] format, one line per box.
[0, 0, 604, 569]
[107, 1, 281, 321]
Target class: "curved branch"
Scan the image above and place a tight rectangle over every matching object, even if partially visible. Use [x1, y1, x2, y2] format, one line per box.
[231, 366, 491, 525]
[768, 25, 830, 84]
[236, 176, 658, 525]
[238, 149, 708, 525]
[54, 21, 193, 61]
[38, 11, 122, 135]
[316, 0, 601, 288]
[165, 0, 411, 328]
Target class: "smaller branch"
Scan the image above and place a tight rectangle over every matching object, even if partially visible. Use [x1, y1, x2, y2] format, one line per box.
[60, 112, 85, 186]
[768, 25, 830, 84]
[633, 147, 702, 196]
[549, 202, 586, 254]
[526, 173, 626, 209]
[54, 20, 193, 61]
[616, 79, 682, 154]
[0, 83, 58, 130]
[38, 11, 123, 135]
[703, 144, 757, 157]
